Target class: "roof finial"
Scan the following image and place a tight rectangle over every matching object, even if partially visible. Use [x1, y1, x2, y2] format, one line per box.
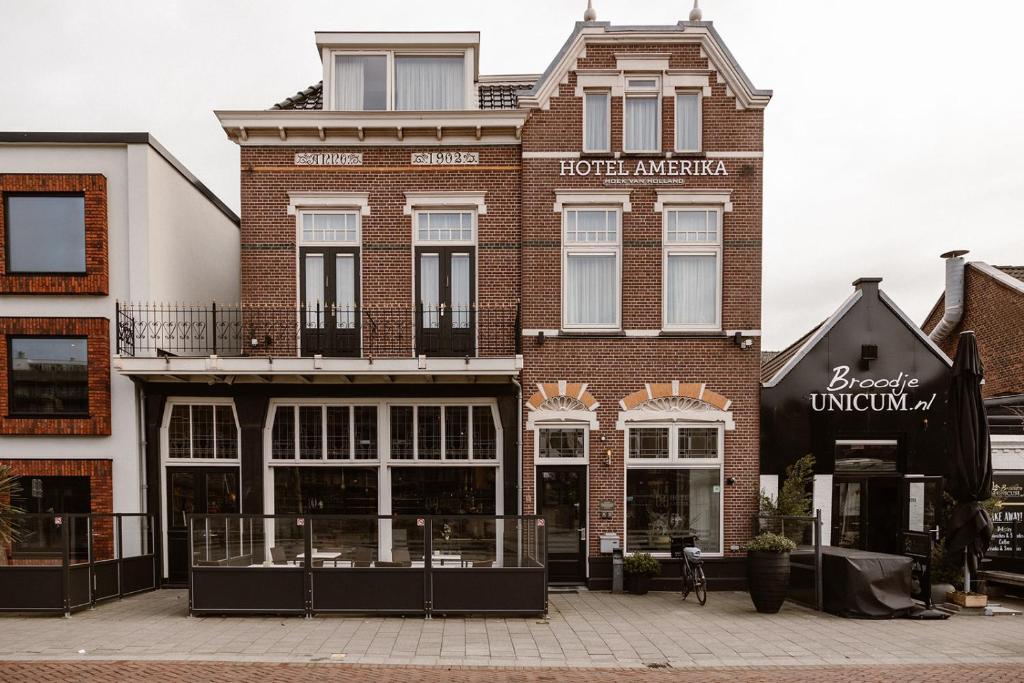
[689, 0, 703, 22]
[584, 0, 597, 22]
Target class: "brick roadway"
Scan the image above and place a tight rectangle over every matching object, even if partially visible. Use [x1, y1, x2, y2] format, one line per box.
[1, 662, 1023, 682]
[1, 589, 1024, 669]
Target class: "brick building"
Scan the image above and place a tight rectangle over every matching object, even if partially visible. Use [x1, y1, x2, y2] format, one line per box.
[116, 14, 769, 588]
[0, 133, 238, 562]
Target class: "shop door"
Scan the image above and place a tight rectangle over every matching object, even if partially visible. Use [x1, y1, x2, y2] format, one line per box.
[832, 476, 902, 554]
[415, 247, 475, 357]
[300, 247, 360, 357]
[537, 466, 586, 583]
[166, 468, 239, 585]
[903, 476, 943, 536]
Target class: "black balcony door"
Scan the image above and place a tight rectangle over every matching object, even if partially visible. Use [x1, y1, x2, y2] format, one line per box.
[537, 466, 587, 583]
[166, 467, 239, 585]
[415, 246, 475, 357]
[300, 247, 360, 357]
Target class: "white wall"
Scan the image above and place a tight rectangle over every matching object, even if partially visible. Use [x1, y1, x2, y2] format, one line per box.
[145, 146, 239, 304]
[0, 141, 238, 513]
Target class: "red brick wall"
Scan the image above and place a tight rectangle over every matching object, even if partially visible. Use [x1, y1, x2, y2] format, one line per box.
[520, 41, 763, 557]
[922, 266, 1024, 398]
[0, 174, 108, 295]
[0, 317, 111, 435]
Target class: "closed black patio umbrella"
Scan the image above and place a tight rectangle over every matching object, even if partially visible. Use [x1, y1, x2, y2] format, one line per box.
[946, 331, 993, 592]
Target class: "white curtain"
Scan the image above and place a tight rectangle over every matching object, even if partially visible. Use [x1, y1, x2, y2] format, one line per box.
[686, 469, 721, 552]
[451, 253, 471, 329]
[395, 56, 464, 110]
[584, 92, 609, 151]
[675, 93, 700, 151]
[304, 254, 325, 329]
[419, 211, 471, 241]
[565, 254, 616, 326]
[335, 255, 356, 329]
[625, 97, 659, 151]
[419, 253, 440, 328]
[334, 56, 364, 110]
[666, 254, 717, 325]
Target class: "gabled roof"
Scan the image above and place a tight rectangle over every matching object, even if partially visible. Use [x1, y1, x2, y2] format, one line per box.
[995, 265, 1024, 286]
[270, 81, 529, 111]
[273, 81, 324, 110]
[923, 261, 1024, 330]
[762, 284, 952, 388]
[520, 21, 771, 111]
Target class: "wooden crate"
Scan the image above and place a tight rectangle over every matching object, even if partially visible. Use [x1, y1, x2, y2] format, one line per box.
[946, 591, 988, 608]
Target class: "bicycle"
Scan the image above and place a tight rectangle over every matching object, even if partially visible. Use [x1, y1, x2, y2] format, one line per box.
[679, 534, 707, 605]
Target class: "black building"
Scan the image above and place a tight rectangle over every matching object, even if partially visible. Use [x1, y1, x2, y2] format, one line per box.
[760, 278, 952, 555]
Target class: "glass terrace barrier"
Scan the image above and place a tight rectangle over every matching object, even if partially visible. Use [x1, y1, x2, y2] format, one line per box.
[0, 513, 157, 615]
[188, 514, 547, 617]
[756, 511, 824, 611]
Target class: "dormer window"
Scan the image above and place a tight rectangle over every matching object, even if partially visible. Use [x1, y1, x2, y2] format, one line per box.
[330, 51, 468, 111]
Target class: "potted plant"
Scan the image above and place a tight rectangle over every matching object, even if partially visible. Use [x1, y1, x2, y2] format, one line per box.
[624, 552, 661, 595]
[0, 465, 23, 567]
[746, 532, 796, 614]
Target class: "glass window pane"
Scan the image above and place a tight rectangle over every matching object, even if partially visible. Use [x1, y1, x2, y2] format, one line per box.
[298, 406, 323, 459]
[539, 428, 585, 458]
[304, 254, 325, 329]
[418, 406, 442, 460]
[326, 406, 350, 459]
[336, 254, 357, 329]
[206, 472, 239, 514]
[303, 212, 357, 243]
[419, 253, 440, 328]
[626, 468, 722, 553]
[189, 405, 214, 458]
[451, 253, 471, 329]
[214, 406, 238, 459]
[666, 254, 717, 326]
[835, 442, 899, 473]
[169, 473, 195, 529]
[565, 254, 616, 326]
[274, 466, 378, 515]
[353, 406, 378, 459]
[391, 467, 496, 516]
[675, 93, 701, 151]
[417, 212, 473, 241]
[394, 56, 465, 111]
[666, 210, 717, 243]
[390, 406, 414, 460]
[445, 406, 469, 459]
[584, 92, 609, 151]
[624, 96, 659, 151]
[629, 428, 669, 458]
[168, 405, 191, 458]
[271, 406, 296, 459]
[678, 428, 718, 458]
[472, 406, 497, 460]
[6, 195, 86, 273]
[9, 337, 88, 415]
[565, 209, 617, 243]
[334, 55, 387, 111]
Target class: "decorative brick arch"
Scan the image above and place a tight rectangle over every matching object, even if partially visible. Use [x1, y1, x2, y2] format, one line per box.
[617, 382, 735, 430]
[526, 381, 599, 429]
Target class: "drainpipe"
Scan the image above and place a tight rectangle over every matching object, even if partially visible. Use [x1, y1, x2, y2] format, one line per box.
[929, 250, 969, 343]
[511, 376, 523, 515]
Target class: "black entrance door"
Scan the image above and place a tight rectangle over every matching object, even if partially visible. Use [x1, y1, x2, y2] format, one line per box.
[537, 466, 586, 583]
[832, 476, 903, 554]
[415, 246, 475, 356]
[300, 246, 360, 357]
[166, 467, 239, 585]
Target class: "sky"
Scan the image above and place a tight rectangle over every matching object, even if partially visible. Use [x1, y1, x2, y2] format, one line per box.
[2, 0, 1022, 349]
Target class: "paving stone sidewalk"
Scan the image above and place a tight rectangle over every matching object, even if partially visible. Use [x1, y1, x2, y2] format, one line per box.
[1, 588, 1023, 669]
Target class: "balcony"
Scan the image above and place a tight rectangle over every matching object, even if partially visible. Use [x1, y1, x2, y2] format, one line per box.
[114, 303, 522, 381]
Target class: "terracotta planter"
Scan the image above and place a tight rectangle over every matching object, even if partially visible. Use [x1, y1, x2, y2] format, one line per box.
[747, 550, 790, 614]
[628, 574, 652, 595]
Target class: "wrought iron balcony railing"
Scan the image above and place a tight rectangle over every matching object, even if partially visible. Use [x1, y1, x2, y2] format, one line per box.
[115, 303, 521, 360]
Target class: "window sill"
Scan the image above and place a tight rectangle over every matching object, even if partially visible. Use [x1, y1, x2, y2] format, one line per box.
[620, 151, 665, 158]
[6, 413, 92, 420]
[658, 330, 725, 338]
[558, 330, 626, 338]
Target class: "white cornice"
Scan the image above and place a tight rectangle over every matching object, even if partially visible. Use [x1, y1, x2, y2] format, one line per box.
[287, 192, 371, 216]
[654, 188, 733, 213]
[403, 191, 487, 215]
[553, 188, 632, 212]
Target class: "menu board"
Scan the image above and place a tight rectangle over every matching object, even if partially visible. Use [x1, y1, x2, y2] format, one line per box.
[991, 475, 1024, 556]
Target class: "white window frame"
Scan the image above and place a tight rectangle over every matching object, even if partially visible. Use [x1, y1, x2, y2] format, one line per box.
[561, 206, 622, 331]
[533, 423, 591, 465]
[386, 403, 500, 462]
[623, 421, 725, 557]
[661, 206, 723, 332]
[673, 90, 703, 154]
[267, 401, 382, 464]
[412, 209, 477, 246]
[325, 49, 472, 112]
[297, 209, 361, 247]
[623, 75, 662, 154]
[161, 398, 241, 462]
[582, 89, 611, 154]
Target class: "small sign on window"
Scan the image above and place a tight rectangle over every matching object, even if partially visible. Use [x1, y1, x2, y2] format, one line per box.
[416, 518, 425, 527]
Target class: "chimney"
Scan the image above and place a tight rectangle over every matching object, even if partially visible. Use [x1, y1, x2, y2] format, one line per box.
[929, 250, 969, 342]
[852, 277, 882, 296]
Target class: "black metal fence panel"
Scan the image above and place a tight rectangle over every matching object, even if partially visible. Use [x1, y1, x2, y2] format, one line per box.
[188, 514, 547, 617]
[0, 513, 157, 616]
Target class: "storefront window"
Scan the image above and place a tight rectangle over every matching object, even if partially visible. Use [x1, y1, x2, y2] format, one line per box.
[835, 441, 898, 473]
[167, 403, 238, 459]
[270, 404, 378, 460]
[626, 468, 721, 553]
[630, 428, 669, 458]
[273, 466, 378, 515]
[391, 467, 496, 517]
[538, 428, 585, 459]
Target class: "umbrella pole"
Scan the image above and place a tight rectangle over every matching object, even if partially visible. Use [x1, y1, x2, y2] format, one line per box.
[964, 549, 970, 594]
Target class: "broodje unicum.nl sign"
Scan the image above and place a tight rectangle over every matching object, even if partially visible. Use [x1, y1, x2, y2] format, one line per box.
[810, 365, 937, 412]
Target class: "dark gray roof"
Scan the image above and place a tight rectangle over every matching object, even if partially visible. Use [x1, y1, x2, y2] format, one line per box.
[271, 81, 528, 111]
[0, 132, 238, 225]
[997, 266, 1024, 283]
[760, 320, 825, 385]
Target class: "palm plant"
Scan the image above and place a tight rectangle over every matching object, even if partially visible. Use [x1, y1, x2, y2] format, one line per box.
[0, 464, 24, 546]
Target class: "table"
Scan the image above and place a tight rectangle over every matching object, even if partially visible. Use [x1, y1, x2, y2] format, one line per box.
[821, 546, 915, 618]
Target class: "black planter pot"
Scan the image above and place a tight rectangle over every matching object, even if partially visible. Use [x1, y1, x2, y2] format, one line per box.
[628, 574, 652, 595]
[747, 550, 790, 614]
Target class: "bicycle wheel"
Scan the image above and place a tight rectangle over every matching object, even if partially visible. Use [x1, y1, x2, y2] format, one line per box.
[693, 564, 708, 605]
[681, 562, 692, 600]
